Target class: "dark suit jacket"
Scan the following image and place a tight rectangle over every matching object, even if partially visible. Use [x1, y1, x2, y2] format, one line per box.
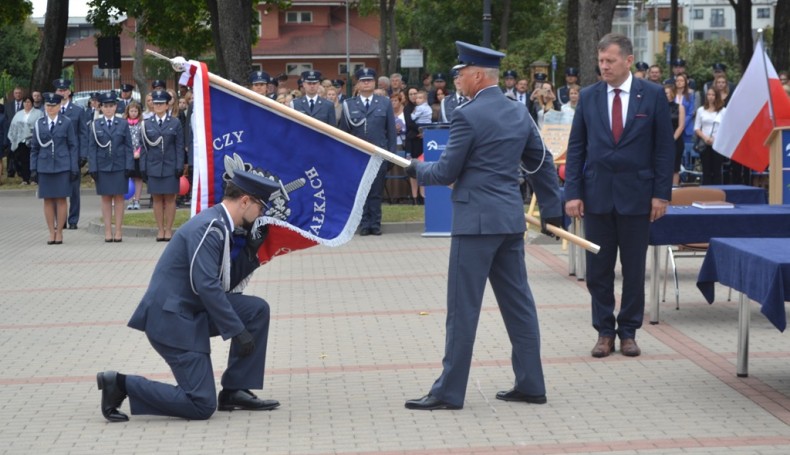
[128, 204, 260, 353]
[414, 86, 561, 235]
[564, 77, 674, 216]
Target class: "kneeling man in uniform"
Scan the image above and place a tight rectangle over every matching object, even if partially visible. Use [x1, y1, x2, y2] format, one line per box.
[97, 169, 281, 421]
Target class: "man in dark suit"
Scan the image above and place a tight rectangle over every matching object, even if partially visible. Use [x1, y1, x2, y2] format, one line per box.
[53, 79, 87, 230]
[97, 170, 281, 422]
[292, 70, 336, 125]
[403, 41, 562, 411]
[338, 67, 397, 236]
[564, 33, 674, 358]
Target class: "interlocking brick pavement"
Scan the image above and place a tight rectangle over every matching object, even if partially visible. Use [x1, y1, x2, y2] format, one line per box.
[1, 189, 790, 454]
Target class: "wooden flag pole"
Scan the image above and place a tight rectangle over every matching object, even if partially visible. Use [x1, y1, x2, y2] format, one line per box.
[525, 214, 600, 254]
[146, 50, 410, 168]
[150, 51, 600, 253]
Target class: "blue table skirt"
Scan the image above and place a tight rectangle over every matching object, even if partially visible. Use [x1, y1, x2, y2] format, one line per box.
[697, 238, 790, 331]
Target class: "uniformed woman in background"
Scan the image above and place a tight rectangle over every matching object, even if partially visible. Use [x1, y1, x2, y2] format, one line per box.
[30, 93, 78, 244]
[88, 92, 133, 242]
[141, 90, 184, 241]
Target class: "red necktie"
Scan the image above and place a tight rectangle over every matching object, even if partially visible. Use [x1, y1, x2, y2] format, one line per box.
[612, 88, 623, 143]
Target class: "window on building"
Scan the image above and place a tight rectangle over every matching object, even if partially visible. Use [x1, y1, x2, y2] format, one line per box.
[338, 62, 365, 76]
[710, 8, 725, 27]
[257, 10, 262, 37]
[286, 63, 313, 76]
[693, 31, 705, 41]
[92, 66, 119, 80]
[757, 8, 770, 19]
[285, 11, 312, 23]
[692, 9, 703, 20]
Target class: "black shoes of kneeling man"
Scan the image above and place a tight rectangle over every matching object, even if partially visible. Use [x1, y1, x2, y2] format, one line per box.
[97, 371, 280, 422]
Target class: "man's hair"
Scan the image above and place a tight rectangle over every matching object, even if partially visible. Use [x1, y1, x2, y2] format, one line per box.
[378, 76, 390, 85]
[482, 67, 500, 82]
[223, 180, 246, 200]
[390, 73, 402, 80]
[597, 33, 633, 57]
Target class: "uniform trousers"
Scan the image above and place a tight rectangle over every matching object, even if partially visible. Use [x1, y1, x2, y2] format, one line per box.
[429, 233, 545, 407]
[126, 294, 270, 420]
[68, 177, 81, 225]
[360, 162, 388, 230]
[584, 211, 650, 340]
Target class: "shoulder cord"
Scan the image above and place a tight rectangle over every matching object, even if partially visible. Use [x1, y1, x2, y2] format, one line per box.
[141, 118, 164, 148]
[522, 107, 547, 175]
[189, 218, 231, 295]
[91, 120, 111, 154]
[34, 120, 53, 148]
[440, 98, 448, 123]
[342, 99, 367, 134]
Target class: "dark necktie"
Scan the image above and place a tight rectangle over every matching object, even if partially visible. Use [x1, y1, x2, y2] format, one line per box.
[61, 106, 66, 115]
[158, 118, 163, 128]
[16, 102, 21, 111]
[309, 99, 315, 112]
[612, 88, 623, 144]
[49, 121, 55, 132]
[459, 96, 465, 104]
[364, 99, 370, 111]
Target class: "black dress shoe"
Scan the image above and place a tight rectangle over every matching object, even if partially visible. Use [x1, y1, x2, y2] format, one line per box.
[370, 228, 382, 236]
[360, 228, 371, 236]
[67, 224, 77, 230]
[96, 371, 129, 422]
[404, 394, 462, 410]
[495, 388, 547, 404]
[217, 389, 279, 411]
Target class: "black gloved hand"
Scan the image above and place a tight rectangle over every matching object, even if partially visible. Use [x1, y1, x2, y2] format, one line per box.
[540, 216, 564, 240]
[175, 168, 184, 178]
[30, 171, 38, 183]
[245, 225, 269, 262]
[233, 329, 255, 357]
[404, 160, 417, 179]
[90, 172, 98, 181]
[78, 157, 87, 168]
[70, 171, 80, 182]
[141, 172, 148, 183]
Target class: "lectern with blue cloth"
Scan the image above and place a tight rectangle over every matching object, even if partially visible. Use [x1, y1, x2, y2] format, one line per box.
[421, 125, 452, 236]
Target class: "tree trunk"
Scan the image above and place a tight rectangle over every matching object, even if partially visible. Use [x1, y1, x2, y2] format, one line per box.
[134, 15, 148, 102]
[565, 0, 579, 71]
[577, 0, 618, 86]
[211, 0, 252, 82]
[499, 0, 512, 50]
[773, 0, 790, 72]
[729, 0, 753, 71]
[379, 0, 389, 74]
[206, 0, 225, 78]
[30, 0, 68, 93]
[387, 0, 398, 75]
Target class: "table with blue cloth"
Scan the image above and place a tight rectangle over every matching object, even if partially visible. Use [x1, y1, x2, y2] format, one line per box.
[696, 238, 790, 377]
[648, 204, 790, 324]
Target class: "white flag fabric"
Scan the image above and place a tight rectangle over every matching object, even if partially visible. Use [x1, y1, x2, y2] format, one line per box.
[713, 40, 790, 171]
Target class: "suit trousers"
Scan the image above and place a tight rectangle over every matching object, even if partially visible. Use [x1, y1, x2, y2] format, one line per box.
[126, 294, 270, 420]
[360, 162, 388, 230]
[430, 234, 545, 407]
[584, 211, 650, 339]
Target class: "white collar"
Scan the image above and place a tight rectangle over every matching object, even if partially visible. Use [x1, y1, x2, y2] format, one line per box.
[220, 202, 235, 232]
[608, 72, 633, 94]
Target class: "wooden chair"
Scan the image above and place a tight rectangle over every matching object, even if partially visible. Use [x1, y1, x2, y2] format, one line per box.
[662, 187, 727, 309]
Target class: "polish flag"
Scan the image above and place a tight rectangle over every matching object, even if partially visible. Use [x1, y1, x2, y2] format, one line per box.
[713, 40, 790, 171]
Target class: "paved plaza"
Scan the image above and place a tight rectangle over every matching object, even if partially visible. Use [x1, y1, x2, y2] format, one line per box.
[1, 189, 790, 454]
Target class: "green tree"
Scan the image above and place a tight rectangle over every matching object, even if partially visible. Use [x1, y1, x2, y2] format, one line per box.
[657, 37, 741, 87]
[0, 0, 32, 26]
[0, 20, 39, 91]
